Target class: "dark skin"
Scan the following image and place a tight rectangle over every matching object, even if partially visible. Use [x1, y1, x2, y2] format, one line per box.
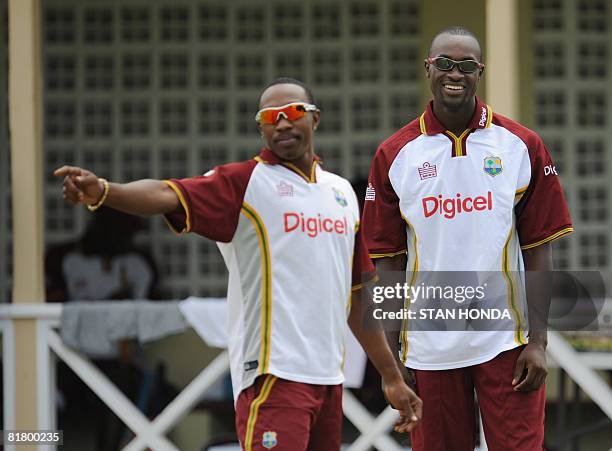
[380, 33, 551, 391]
[513, 244, 551, 391]
[258, 83, 320, 178]
[55, 82, 423, 433]
[52, 83, 323, 213]
[259, 85, 423, 427]
[425, 33, 484, 136]
[377, 244, 551, 392]
[349, 287, 422, 432]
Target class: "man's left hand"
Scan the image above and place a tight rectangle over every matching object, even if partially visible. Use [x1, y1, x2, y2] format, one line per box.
[512, 342, 547, 391]
[382, 378, 423, 433]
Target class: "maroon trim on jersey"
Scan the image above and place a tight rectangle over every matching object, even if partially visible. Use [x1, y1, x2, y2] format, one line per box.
[420, 97, 491, 136]
[256, 148, 322, 183]
[460, 129, 471, 156]
[492, 114, 573, 249]
[442, 128, 474, 158]
[257, 147, 322, 165]
[352, 226, 377, 288]
[420, 101, 446, 135]
[466, 97, 492, 130]
[421, 97, 490, 158]
[164, 159, 258, 243]
[256, 148, 283, 164]
[361, 119, 422, 257]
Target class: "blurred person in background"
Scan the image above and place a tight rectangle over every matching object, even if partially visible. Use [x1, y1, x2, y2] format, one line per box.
[45, 206, 160, 451]
[45, 205, 158, 302]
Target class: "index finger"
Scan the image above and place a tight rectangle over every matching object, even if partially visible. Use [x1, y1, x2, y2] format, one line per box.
[54, 166, 83, 178]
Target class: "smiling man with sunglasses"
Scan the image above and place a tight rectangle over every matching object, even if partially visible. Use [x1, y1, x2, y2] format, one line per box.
[362, 27, 573, 450]
[55, 77, 422, 450]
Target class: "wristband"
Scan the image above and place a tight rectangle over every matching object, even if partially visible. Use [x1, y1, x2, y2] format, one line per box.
[86, 178, 109, 211]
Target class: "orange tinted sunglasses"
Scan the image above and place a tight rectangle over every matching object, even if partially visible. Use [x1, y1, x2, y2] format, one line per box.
[255, 102, 318, 125]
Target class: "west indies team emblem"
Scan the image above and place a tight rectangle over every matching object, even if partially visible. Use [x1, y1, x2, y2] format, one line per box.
[262, 431, 278, 449]
[333, 187, 348, 207]
[484, 156, 503, 177]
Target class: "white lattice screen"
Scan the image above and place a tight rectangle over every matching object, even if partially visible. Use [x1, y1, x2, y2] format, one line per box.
[1, 1, 608, 300]
[533, 0, 611, 271]
[39, 0, 421, 299]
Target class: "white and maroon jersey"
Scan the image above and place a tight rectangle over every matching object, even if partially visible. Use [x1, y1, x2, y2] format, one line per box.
[362, 97, 573, 370]
[164, 148, 375, 400]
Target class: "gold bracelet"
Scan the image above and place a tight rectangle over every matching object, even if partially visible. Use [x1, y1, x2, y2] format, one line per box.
[87, 178, 109, 212]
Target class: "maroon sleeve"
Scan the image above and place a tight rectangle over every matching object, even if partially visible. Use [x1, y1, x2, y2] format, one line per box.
[515, 137, 573, 249]
[163, 160, 257, 243]
[361, 145, 407, 258]
[351, 225, 377, 289]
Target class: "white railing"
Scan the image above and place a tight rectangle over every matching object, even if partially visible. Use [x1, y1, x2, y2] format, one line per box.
[0, 304, 229, 451]
[0, 303, 403, 451]
[547, 331, 612, 419]
[2, 303, 611, 451]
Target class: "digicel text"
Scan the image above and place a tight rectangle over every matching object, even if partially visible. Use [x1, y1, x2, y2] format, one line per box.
[284, 212, 348, 237]
[422, 192, 493, 219]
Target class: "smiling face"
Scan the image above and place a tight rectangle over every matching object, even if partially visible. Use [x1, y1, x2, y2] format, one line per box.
[426, 33, 483, 112]
[258, 83, 320, 162]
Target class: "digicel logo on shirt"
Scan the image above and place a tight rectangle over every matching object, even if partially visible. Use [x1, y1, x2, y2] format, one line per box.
[422, 192, 493, 219]
[284, 212, 349, 237]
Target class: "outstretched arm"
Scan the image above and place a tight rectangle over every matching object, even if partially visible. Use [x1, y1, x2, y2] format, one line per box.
[54, 166, 179, 216]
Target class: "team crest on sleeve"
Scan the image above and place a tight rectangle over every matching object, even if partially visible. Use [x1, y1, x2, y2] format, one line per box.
[262, 431, 278, 449]
[333, 187, 348, 207]
[484, 156, 503, 177]
[365, 183, 376, 201]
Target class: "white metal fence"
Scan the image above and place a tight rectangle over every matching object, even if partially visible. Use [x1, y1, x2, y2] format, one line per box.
[1, 303, 416, 451]
[2, 303, 611, 450]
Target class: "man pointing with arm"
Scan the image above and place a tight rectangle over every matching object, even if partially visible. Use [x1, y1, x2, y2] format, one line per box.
[57, 77, 421, 450]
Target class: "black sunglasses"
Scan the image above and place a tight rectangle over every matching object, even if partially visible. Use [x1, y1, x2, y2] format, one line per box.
[426, 57, 484, 74]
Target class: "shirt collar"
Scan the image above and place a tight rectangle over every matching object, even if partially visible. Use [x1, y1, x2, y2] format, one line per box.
[255, 148, 282, 164]
[255, 148, 321, 165]
[419, 97, 493, 136]
[255, 148, 321, 183]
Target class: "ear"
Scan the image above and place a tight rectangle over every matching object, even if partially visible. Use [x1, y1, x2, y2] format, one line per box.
[424, 59, 431, 78]
[312, 109, 321, 130]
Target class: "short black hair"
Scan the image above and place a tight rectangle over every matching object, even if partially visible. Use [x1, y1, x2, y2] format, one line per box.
[260, 77, 316, 105]
[428, 26, 483, 61]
